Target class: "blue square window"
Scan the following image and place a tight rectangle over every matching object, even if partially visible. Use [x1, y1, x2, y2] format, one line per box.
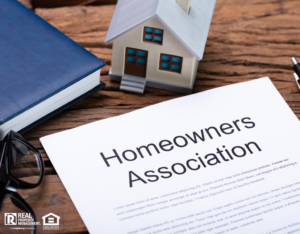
[127, 57, 135, 63]
[145, 35, 152, 41]
[145, 28, 153, 33]
[138, 51, 147, 57]
[161, 55, 170, 62]
[161, 63, 170, 69]
[154, 29, 163, 35]
[138, 59, 146, 65]
[154, 36, 162, 42]
[172, 57, 181, 64]
[171, 65, 180, 71]
[128, 49, 136, 55]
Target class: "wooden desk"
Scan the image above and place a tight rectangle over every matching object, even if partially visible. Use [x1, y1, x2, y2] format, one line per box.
[8, 0, 300, 233]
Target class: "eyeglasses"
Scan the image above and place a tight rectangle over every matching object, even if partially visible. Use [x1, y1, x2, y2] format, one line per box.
[0, 130, 45, 234]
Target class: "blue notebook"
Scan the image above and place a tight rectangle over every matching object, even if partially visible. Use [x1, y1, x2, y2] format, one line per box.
[0, 0, 106, 139]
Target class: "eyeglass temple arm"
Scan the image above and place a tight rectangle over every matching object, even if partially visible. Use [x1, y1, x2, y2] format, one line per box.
[0, 168, 6, 184]
[9, 192, 36, 234]
[11, 196, 30, 213]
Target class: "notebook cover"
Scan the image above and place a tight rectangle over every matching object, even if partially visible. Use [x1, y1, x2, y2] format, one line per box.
[0, 0, 106, 126]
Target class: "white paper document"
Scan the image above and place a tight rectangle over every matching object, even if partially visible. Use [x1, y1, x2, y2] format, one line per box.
[40, 78, 300, 234]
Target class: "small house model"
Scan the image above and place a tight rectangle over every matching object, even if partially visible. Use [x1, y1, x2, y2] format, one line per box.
[105, 0, 216, 94]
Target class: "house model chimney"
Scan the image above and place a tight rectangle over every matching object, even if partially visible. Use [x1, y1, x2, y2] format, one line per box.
[176, 0, 191, 14]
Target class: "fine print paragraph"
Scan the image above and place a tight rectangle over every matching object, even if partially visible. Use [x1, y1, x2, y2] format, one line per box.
[112, 158, 299, 234]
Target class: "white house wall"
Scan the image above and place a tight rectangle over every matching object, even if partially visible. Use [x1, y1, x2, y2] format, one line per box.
[111, 17, 198, 88]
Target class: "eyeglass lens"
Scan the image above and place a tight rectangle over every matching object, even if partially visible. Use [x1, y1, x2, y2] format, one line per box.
[10, 139, 41, 184]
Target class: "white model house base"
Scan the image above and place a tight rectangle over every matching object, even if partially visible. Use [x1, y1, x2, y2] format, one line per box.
[105, 0, 216, 94]
[109, 69, 195, 94]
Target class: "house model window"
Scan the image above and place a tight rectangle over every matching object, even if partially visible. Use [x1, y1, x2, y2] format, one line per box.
[159, 54, 183, 73]
[127, 48, 147, 65]
[143, 27, 164, 45]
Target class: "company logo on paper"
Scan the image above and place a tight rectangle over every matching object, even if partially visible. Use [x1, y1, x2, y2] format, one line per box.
[42, 213, 60, 230]
[4, 213, 17, 225]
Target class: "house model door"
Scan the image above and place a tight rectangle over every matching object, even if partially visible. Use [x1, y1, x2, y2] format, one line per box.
[124, 47, 148, 78]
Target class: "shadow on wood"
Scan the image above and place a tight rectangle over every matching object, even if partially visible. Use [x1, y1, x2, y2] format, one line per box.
[32, 0, 117, 8]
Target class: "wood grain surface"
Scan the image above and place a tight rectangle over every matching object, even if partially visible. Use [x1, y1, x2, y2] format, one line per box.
[31, 0, 117, 8]
[5, 0, 300, 233]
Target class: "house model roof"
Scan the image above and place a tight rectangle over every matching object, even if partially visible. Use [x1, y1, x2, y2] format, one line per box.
[104, 0, 216, 60]
[42, 213, 60, 219]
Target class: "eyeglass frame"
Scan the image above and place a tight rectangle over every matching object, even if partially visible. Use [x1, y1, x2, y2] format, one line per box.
[0, 130, 45, 233]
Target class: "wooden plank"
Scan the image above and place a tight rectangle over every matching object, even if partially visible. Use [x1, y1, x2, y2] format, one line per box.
[32, 0, 117, 8]
[35, 5, 114, 48]
[13, 1, 300, 233]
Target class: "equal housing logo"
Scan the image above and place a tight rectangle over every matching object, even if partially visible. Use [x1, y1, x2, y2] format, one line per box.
[42, 213, 60, 230]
